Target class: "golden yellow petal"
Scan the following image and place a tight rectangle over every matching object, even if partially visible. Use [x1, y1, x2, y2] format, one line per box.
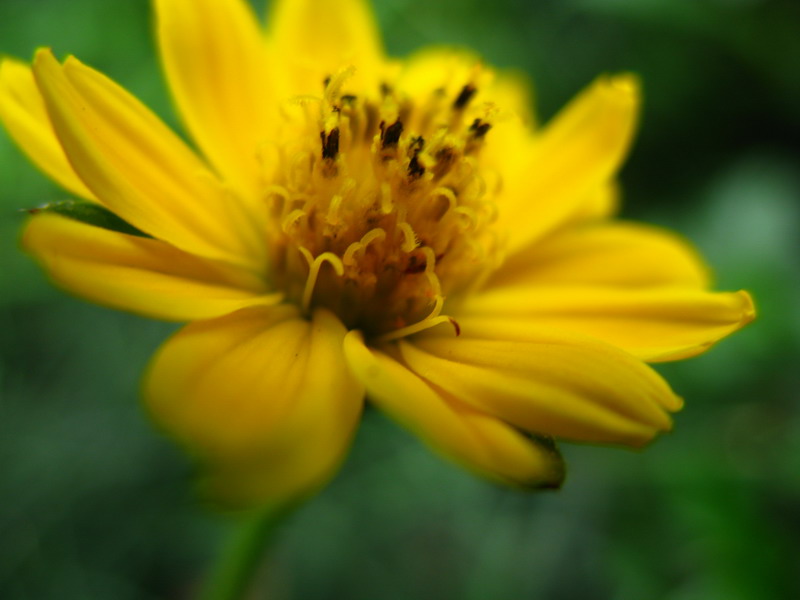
[491, 68, 537, 128]
[22, 213, 279, 321]
[571, 180, 621, 222]
[489, 222, 711, 290]
[498, 74, 641, 254]
[0, 58, 95, 200]
[32, 49, 264, 267]
[268, 0, 383, 95]
[145, 308, 363, 508]
[455, 287, 756, 363]
[155, 0, 272, 197]
[343, 332, 564, 488]
[401, 328, 682, 446]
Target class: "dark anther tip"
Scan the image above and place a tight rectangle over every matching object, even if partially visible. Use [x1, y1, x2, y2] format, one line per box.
[321, 128, 340, 160]
[453, 84, 477, 109]
[381, 120, 404, 149]
[469, 118, 492, 139]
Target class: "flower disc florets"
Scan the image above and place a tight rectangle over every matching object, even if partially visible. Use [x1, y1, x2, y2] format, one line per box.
[262, 67, 504, 338]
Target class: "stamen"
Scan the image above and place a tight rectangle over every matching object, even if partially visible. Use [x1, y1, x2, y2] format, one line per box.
[288, 150, 314, 191]
[323, 65, 356, 104]
[360, 228, 387, 249]
[453, 84, 477, 110]
[419, 246, 442, 296]
[419, 246, 437, 275]
[376, 296, 447, 342]
[469, 118, 492, 139]
[263, 185, 290, 211]
[449, 318, 461, 336]
[343, 228, 387, 265]
[433, 187, 458, 213]
[281, 209, 306, 233]
[326, 194, 343, 225]
[301, 252, 345, 312]
[381, 120, 404, 149]
[398, 222, 418, 252]
[408, 148, 425, 179]
[453, 206, 478, 231]
[380, 182, 393, 214]
[320, 128, 340, 160]
[288, 95, 323, 106]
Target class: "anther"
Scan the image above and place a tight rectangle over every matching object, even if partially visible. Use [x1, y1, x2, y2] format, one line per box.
[381, 120, 404, 149]
[408, 151, 425, 179]
[433, 146, 457, 178]
[453, 84, 477, 109]
[407, 135, 426, 178]
[469, 118, 492, 139]
[320, 128, 340, 160]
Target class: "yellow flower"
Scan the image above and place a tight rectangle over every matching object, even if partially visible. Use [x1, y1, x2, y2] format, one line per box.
[0, 0, 754, 508]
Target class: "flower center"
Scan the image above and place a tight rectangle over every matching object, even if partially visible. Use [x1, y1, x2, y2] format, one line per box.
[261, 68, 503, 338]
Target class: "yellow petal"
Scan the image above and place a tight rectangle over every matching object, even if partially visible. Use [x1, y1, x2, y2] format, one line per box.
[0, 58, 95, 200]
[489, 222, 711, 290]
[268, 0, 383, 95]
[145, 307, 364, 508]
[32, 49, 264, 267]
[401, 328, 681, 447]
[456, 287, 756, 362]
[571, 181, 621, 222]
[491, 68, 537, 128]
[343, 332, 564, 489]
[155, 0, 271, 197]
[498, 74, 640, 254]
[22, 213, 279, 321]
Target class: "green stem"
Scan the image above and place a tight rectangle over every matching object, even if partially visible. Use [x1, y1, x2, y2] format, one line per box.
[200, 506, 292, 600]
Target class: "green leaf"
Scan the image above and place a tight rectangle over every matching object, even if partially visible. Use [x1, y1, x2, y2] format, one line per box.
[28, 200, 150, 237]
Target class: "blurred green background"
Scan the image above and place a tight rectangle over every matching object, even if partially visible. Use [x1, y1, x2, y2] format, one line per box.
[1, 0, 798, 598]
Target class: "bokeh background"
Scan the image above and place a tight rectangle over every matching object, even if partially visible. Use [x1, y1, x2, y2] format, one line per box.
[1, 0, 798, 598]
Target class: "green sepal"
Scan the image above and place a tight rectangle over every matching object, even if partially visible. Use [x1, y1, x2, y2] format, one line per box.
[27, 200, 150, 238]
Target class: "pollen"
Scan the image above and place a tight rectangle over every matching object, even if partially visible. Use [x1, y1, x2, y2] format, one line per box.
[262, 68, 503, 338]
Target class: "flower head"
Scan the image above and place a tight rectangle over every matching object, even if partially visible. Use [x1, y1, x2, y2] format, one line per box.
[0, 0, 754, 508]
